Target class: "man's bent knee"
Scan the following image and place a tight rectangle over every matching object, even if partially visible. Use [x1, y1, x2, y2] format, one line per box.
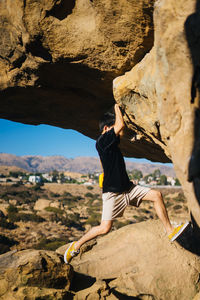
[143, 189, 162, 202]
[153, 190, 162, 201]
[99, 222, 112, 235]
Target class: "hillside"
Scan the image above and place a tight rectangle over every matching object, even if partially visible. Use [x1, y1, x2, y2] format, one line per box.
[0, 153, 175, 176]
[0, 166, 28, 176]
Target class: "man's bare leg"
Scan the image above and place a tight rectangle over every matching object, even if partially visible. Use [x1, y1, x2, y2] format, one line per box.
[74, 220, 113, 251]
[142, 190, 174, 235]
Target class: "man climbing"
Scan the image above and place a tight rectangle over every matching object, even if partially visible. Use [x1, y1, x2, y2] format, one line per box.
[64, 104, 189, 264]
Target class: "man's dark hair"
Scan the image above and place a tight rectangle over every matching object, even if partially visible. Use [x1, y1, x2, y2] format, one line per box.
[99, 111, 115, 132]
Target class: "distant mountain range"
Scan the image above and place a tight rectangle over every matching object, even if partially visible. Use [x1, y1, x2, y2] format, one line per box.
[0, 153, 175, 177]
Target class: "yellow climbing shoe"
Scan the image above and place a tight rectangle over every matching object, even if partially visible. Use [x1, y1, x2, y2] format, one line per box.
[168, 221, 190, 242]
[64, 242, 79, 264]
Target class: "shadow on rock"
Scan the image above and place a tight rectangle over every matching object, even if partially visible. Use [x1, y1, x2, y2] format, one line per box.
[70, 272, 96, 293]
[110, 289, 140, 299]
[185, 0, 200, 234]
[175, 221, 200, 255]
[46, 0, 76, 20]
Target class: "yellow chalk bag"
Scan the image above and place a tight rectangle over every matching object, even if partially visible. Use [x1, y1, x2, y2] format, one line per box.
[99, 173, 104, 188]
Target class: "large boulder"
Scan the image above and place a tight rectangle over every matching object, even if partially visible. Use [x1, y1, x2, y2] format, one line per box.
[113, 0, 200, 226]
[34, 198, 51, 211]
[70, 220, 200, 300]
[0, 0, 154, 142]
[0, 204, 9, 216]
[0, 249, 73, 299]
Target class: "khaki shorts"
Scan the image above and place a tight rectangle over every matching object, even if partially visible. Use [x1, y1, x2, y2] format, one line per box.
[101, 184, 150, 221]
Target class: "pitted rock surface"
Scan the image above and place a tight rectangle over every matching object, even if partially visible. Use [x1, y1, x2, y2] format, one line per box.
[0, 249, 73, 299]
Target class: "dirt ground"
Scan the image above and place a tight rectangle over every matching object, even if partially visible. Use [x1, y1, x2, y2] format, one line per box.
[43, 183, 101, 197]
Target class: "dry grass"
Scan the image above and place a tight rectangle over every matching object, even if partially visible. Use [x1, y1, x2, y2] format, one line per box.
[0, 183, 190, 253]
[43, 183, 101, 197]
[0, 165, 27, 176]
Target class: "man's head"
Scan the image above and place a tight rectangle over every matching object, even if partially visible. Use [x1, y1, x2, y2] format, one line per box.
[99, 111, 115, 133]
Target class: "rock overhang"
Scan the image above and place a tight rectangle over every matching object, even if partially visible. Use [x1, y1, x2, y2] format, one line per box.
[0, 0, 160, 160]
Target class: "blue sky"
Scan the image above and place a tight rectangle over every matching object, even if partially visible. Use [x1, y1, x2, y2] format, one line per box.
[0, 119, 96, 158]
[0, 118, 168, 164]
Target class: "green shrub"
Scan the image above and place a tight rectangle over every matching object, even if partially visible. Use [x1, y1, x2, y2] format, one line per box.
[85, 192, 93, 198]
[7, 205, 20, 222]
[16, 190, 31, 199]
[61, 195, 81, 206]
[63, 191, 72, 197]
[86, 207, 96, 215]
[74, 196, 82, 201]
[133, 215, 148, 222]
[12, 181, 23, 187]
[87, 186, 94, 190]
[87, 198, 95, 205]
[0, 218, 16, 229]
[32, 182, 44, 191]
[33, 238, 66, 251]
[7, 206, 45, 222]
[86, 216, 99, 226]
[175, 178, 181, 186]
[7, 212, 20, 222]
[45, 206, 64, 214]
[174, 193, 186, 203]
[166, 201, 173, 208]
[114, 220, 133, 229]
[68, 213, 80, 223]
[1, 193, 9, 201]
[50, 192, 60, 198]
[7, 204, 18, 214]
[138, 208, 151, 214]
[9, 171, 25, 178]
[183, 206, 189, 212]
[60, 198, 72, 205]
[0, 234, 18, 254]
[173, 205, 182, 210]
[18, 213, 45, 222]
[6, 190, 18, 196]
[61, 213, 84, 230]
[86, 213, 100, 226]
[94, 193, 100, 198]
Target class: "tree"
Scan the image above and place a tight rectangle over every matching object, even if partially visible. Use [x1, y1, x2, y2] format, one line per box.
[132, 169, 143, 180]
[52, 170, 59, 183]
[60, 173, 66, 183]
[9, 171, 25, 178]
[159, 175, 168, 185]
[175, 178, 181, 186]
[153, 169, 161, 180]
[144, 174, 153, 184]
[32, 182, 44, 191]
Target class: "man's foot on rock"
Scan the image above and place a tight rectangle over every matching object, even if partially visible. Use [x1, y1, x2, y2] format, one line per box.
[64, 241, 80, 264]
[168, 221, 190, 242]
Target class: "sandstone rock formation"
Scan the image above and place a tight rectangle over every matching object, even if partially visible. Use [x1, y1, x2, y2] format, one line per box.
[193, 292, 200, 300]
[34, 198, 51, 211]
[0, 204, 9, 216]
[113, 0, 200, 227]
[74, 280, 112, 300]
[0, 1, 200, 233]
[0, 0, 154, 153]
[0, 249, 73, 299]
[68, 220, 200, 300]
[0, 219, 199, 299]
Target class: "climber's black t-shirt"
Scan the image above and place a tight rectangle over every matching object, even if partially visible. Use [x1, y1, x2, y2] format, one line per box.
[96, 128, 132, 193]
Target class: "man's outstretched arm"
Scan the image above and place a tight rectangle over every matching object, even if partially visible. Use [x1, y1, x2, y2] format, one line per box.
[114, 104, 125, 136]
